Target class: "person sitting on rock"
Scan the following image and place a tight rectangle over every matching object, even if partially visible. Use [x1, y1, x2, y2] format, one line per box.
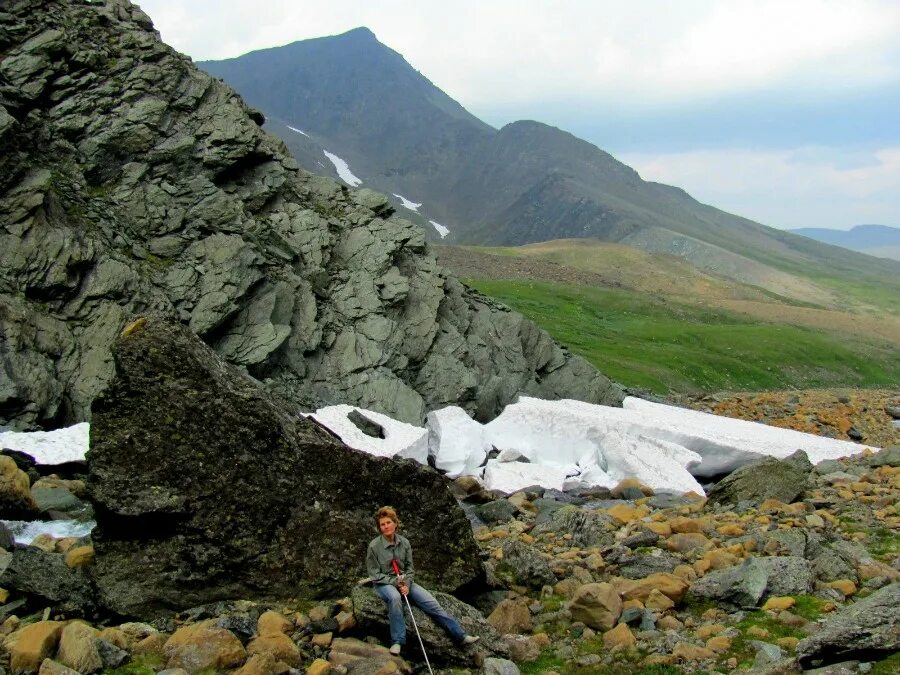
[366, 505, 480, 656]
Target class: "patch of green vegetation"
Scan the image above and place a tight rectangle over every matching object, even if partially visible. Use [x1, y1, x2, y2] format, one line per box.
[871, 652, 900, 675]
[866, 526, 900, 558]
[102, 654, 164, 675]
[465, 278, 900, 394]
[540, 594, 567, 612]
[518, 649, 568, 675]
[720, 610, 806, 668]
[789, 595, 827, 621]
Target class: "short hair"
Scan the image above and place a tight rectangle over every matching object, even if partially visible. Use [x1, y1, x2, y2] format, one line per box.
[375, 506, 400, 529]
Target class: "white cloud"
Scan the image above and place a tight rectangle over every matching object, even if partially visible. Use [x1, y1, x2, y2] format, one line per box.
[619, 145, 900, 229]
[138, 0, 900, 108]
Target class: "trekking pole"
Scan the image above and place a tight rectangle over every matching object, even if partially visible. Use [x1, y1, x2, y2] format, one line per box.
[391, 559, 434, 675]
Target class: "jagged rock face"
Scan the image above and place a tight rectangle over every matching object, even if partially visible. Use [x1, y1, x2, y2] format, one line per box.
[0, 0, 623, 430]
[88, 317, 482, 619]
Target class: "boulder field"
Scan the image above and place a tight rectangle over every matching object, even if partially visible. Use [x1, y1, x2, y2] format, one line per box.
[1, 437, 897, 673]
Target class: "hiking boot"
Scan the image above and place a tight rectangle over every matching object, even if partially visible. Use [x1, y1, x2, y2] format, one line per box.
[461, 634, 480, 646]
[389, 643, 402, 656]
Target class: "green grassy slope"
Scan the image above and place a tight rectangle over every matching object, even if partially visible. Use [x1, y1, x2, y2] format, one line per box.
[466, 279, 900, 394]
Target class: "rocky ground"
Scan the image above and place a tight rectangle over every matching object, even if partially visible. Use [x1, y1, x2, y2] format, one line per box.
[2, 445, 897, 675]
[677, 389, 900, 450]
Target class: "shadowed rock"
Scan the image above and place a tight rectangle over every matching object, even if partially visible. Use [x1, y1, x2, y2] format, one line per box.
[796, 583, 900, 667]
[88, 318, 481, 619]
[351, 586, 508, 666]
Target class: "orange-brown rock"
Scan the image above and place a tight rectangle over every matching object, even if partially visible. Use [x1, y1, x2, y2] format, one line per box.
[607, 504, 645, 525]
[233, 652, 278, 675]
[621, 573, 689, 603]
[826, 579, 858, 596]
[762, 596, 796, 612]
[56, 621, 102, 674]
[488, 598, 533, 635]
[569, 583, 623, 631]
[645, 522, 672, 537]
[306, 658, 331, 675]
[602, 623, 636, 650]
[247, 633, 301, 667]
[611, 478, 654, 498]
[64, 545, 94, 568]
[706, 636, 732, 653]
[666, 533, 709, 553]
[10, 622, 66, 674]
[258, 610, 293, 637]
[164, 622, 247, 673]
[669, 517, 706, 534]
[645, 589, 675, 611]
[673, 642, 716, 661]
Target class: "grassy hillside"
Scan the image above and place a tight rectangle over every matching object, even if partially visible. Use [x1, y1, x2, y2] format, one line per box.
[436, 242, 900, 395]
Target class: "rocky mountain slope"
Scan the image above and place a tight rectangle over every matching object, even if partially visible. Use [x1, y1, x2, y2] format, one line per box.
[0, 0, 622, 431]
[200, 29, 900, 304]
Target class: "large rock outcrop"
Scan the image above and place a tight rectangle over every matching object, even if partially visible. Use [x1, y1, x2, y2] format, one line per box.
[87, 317, 481, 619]
[0, 0, 622, 431]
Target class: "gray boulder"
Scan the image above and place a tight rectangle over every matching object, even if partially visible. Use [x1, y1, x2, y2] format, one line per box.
[796, 583, 900, 666]
[474, 500, 518, 525]
[87, 318, 481, 618]
[0, 0, 623, 431]
[867, 445, 899, 468]
[0, 546, 96, 616]
[351, 586, 508, 667]
[532, 505, 614, 548]
[686, 557, 769, 608]
[758, 557, 814, 596]
[707, 450, 813, 506]
[490, 540, 557, 589]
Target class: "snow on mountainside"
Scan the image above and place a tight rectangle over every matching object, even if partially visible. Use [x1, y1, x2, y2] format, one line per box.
[200, 29, 900, 306]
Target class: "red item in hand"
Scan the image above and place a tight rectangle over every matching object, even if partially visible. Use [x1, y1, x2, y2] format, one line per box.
[391, 559, 401, 576]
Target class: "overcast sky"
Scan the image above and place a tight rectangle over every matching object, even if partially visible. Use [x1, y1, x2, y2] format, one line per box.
[138, 0, 900, 230]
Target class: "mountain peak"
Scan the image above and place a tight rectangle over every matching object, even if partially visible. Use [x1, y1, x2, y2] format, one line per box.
[336, 26, 378, 41]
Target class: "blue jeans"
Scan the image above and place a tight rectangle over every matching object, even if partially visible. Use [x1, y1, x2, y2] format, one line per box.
[375, 583, 466, 645]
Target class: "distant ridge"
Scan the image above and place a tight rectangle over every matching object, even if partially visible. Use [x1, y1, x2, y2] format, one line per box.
[789, 225, 900, 261]
[200, 29, 900, 303]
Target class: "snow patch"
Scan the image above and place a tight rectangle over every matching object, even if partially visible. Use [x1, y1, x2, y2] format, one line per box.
[429, 221, 450, 238]
[287, 125, 309, 137]
[309, 405, 427, 463]
[323, 150, 363, 187]
[0, 423, 88, 465]
[392, 194, 422, 212]
[483, 460, 569, 494]
[621, 397, 867, 475]
[426, 406, 490, 477]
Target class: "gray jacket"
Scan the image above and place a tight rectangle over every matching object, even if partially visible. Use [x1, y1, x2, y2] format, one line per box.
[366, 533, 415, 587]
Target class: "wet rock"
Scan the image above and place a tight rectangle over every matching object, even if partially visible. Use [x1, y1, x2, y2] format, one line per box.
[88, 318, 480, 618]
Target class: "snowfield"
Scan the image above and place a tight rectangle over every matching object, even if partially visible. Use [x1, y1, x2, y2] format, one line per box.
[2, 397, 872, 498]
